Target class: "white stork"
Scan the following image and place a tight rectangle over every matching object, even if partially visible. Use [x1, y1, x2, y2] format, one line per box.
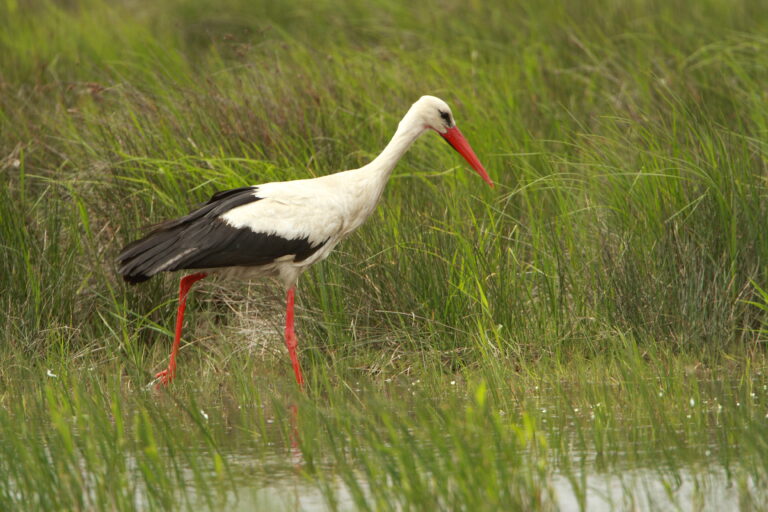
[118, 95, 492, 387]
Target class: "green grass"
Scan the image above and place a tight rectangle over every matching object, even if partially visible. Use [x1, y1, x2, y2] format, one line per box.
[3, 0, 768, 509]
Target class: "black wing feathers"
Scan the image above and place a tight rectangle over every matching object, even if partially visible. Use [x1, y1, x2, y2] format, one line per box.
[138, 186, 262, 235]
[181, 227, 324, 269]
[117, 186, 326, 284]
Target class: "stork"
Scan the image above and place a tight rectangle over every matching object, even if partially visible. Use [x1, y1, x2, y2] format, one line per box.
[117, 95, 492, 387]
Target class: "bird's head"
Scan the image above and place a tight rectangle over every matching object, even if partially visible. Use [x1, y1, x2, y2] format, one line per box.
[409, 95, 493, 187]
[413, 95, 456, 134]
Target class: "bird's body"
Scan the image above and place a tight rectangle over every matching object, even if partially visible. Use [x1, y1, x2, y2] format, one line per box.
[118, 95, 492, 387]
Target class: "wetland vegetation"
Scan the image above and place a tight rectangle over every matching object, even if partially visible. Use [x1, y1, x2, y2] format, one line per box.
[2, 0, 768, 509]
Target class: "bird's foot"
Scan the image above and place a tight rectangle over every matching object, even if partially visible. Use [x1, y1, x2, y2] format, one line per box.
[154, 367, 175, 387]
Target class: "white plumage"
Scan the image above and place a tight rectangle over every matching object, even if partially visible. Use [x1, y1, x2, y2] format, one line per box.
[118, 95, 492, 387]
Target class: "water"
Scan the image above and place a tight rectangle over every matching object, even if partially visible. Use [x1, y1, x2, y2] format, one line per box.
[552, 466, 758, 511]
[9, 375, 765, 511]
[192, 441, 758, 510]
[169, 379, 767, 510]
[208, 463, 754, 510]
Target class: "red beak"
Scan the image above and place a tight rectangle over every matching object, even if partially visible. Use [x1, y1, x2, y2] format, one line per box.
[440, 126, 494, 188]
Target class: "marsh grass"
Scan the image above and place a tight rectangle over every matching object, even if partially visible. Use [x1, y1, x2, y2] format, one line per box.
[1, 349, 767, 510]
[3, 0, 768, 509]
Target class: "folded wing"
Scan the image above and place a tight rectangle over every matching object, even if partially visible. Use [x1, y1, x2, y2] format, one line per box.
[117, 186, 332, 284]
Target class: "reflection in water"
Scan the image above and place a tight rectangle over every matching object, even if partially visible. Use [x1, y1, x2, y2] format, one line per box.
[289, 403, 302, 467]
[213, 456, 756, 511]
[26, 376, 764, 511]
[552, 466, 757, 512]
[198, 400, 761, 510]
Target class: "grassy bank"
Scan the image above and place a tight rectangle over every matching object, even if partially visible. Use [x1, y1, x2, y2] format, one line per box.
[2, 0, 768, 509]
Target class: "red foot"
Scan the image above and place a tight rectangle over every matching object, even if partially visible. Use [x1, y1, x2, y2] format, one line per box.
[153, 272, 207, 389]
[155, 368, 175, 387]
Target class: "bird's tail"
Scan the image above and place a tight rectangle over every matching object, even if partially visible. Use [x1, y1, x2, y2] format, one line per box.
[116, 186, 262, 284]
[117, 229, 185, 284]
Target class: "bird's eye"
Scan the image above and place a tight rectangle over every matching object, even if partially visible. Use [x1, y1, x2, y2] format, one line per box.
[439, 110, 452, 125]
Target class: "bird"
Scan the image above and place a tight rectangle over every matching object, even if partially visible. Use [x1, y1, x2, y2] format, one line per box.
[117, 95, 493, 387]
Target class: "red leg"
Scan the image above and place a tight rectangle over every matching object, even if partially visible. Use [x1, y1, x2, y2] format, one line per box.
[156, 272, 207, 386]
[285, 287, 305, 388]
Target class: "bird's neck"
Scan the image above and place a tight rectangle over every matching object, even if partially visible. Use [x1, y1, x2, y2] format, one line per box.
[331, 113, 426, 236]
[362, 116, 426, 187]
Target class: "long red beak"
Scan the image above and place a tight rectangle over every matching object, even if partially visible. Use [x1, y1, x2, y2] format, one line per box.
[440, 126, 494, 188]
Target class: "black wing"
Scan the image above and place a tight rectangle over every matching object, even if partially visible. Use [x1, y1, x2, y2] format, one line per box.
[117, 186, 325, 284]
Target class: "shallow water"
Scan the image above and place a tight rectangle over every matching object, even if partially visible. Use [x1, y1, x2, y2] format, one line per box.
[6, 373, 765, 511]
[165, 378, 767, 511]
[204, 465, 754, 511]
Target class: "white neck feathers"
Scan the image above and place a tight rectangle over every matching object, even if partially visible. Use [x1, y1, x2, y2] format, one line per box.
[361, 108, 427, 188]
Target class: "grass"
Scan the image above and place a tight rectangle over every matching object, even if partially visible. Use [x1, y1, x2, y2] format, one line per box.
[2, 349, 767, 510]
[2, 0, 768, 509]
